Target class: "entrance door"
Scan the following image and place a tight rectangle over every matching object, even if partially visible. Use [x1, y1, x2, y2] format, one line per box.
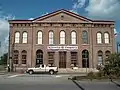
[59, 52, 66, 68]
[36, 50, 43, 65]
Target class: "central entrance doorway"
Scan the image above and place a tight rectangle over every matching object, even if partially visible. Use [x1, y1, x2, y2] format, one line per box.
[36, 49, 43, 65]
[59, 52, 66, 68]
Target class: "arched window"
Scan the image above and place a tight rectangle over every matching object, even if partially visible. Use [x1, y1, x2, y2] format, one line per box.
[13, 50, 19, 64]
[98, 50, 103, 65]
[22, 32, 27, 43]
[82, 50, 89, 68]
[49, 31, 54, 44]
[104, 32, 109, 44]
[15, 32, 20, 43]
[37, 31, 42, 44]
[71, 31, 76, 44]
[105, 50, 111, 58]
[21, 50, 27, 64]
[97, 32, 102, 44]
[60, 31, 65, 44]
[82, 31, 88, 44]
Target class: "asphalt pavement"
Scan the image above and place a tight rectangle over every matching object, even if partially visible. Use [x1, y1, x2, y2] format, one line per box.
[0, 73, 120, 90]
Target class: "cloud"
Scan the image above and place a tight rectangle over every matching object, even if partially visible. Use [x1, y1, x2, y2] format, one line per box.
[0, 11, 15, 56]
[71, 0, 86, 13]
[85, 0, 120, 20]
[28, 18, 34, 20]
[71, 0, 120, 20]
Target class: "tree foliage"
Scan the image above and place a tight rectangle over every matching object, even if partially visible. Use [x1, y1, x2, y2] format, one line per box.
[104, 53, 120, 77]
[0, 53, 8, 65]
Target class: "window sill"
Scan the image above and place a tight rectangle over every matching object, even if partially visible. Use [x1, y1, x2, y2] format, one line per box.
[36, 44, 44, 45]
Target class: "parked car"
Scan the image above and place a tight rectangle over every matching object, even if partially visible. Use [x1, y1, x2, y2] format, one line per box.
[26, 64, 58, 75]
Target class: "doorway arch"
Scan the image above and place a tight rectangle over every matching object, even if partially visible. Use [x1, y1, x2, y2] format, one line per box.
[36, 49, 43, 65]
[82, 50, 89, 68]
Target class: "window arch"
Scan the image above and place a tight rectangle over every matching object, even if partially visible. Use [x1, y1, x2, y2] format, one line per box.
[37, 31, 42, 44]
[15, 32, 20, 43]
[105, 50, 111, 58]
[49, 31, 54, 44]
[21, 50, 27, 64]
[82, 31, 88, 44]
[97, 50, 103, 65]
[36, 49, 43, 65]
[82, 50, 89, 68]
[60, 31, 65, 44]
[13, 50, 19, 64]
[22, 32, 28, 43]
[71, 31, 76, 44]
[104, 32, 109, 44]
[97, 32, 102, 44]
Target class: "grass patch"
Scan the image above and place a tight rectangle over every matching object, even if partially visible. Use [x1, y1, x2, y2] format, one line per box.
[71, 71, 120, 81]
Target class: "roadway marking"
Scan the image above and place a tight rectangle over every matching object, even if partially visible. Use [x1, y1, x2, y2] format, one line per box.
[7, 74, 23, 78]
[55, 75, 62, 78]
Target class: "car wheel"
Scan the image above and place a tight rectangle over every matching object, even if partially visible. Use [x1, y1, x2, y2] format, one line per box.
[49, 70, 54, 75]
[29, 70, 33, 75]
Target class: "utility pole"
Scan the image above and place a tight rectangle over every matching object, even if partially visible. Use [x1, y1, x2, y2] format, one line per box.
[8, 31, 14, 72]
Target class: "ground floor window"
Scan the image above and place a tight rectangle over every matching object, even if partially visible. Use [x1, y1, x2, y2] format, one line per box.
[21, 50, 27, 64]
[13, 50, 19, 64]
[48, 52, 54, 66]
[98, 50, 103, 65]
[105, 50, 111, 59]
[71, 52, 78, 67]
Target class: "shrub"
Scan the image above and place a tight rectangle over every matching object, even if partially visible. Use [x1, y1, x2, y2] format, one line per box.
[87, 72, 95, 80]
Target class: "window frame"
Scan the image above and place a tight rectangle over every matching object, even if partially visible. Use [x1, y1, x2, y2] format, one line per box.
[15, 32, 20, 43]
[97, 32, 102, 44]
[60, 31, 65, 44]
[22, 32, 28, 43]
[82, 31, 88, 44]
[104, 32, 110, 44]
[49, 31, 54, 44]
[37, 31, 43, 44]
[71, 31, 76, 44]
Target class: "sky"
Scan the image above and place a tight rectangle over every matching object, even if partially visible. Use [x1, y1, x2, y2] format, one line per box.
[0, 0, 120, 56]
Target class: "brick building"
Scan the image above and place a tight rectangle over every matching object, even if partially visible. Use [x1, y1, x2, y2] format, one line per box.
[8, 9, 115, 70]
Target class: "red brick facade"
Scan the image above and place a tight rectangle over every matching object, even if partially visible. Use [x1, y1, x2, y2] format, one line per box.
[8, 9, 115, 70]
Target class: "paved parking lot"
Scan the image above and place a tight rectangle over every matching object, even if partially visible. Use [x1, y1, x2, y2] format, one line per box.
[0, 74, 120, 90]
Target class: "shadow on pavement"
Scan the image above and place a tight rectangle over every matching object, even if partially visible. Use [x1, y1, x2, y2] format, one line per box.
[111, 80, 120, 87]
[72, 80, 85, 90]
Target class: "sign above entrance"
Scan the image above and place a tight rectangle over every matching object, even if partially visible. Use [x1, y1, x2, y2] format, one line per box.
[47, 46, 78, 50]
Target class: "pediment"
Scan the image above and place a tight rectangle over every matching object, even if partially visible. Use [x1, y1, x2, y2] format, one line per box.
[33, 9, 92, 23]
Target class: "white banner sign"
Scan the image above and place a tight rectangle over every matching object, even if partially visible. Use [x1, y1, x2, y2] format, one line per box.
[47, 46, 78, 50]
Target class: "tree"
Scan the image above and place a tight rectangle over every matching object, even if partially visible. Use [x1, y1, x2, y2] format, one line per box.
[0, 53, 8, 65]
[104, 53, 120, 77]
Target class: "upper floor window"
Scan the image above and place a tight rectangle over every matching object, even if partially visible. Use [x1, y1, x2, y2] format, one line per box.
[104, 32, 109, 44]
[22, 32, 28, 43]
[37, 31, 42, 44]
[97, 32, 102, 44]
[82, 31, 88, 44]
[15, 32, 20, 43]
[71, 31, 76, 44]
[60, 31, 65, 44]
[49, 31, 54, 44]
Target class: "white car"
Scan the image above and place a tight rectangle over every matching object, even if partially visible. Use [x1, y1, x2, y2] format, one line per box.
[26, 64, 58, 75]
